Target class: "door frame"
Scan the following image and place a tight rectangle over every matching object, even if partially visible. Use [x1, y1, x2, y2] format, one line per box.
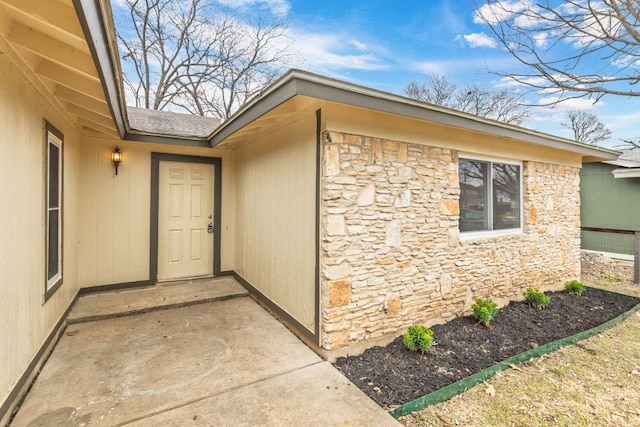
[150, 153, 223, 283]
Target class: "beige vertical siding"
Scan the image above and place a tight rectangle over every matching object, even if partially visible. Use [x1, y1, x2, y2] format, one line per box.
[235, 112, 317, 333]
[78, 138, 237, 287]
[0, 47, 239, 415]
[0, 53, 81, 413]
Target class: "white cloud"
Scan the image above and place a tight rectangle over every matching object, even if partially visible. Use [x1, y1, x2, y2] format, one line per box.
[462, 32, 497, 48]
[495, 75, 549, 89]
[291, 31, 388, 73]
[409, 60, 449, 76]
[216, 0, 290, 16]
[599, 110, 640, 139]
[349, 39, 369, 51]
[537, 96, 603, 111]
[533, 33, 548, 48]
[473, 1, 531, 25]
[611, 54, 639, 68]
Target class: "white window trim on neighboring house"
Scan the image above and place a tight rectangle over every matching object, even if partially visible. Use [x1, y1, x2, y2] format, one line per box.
[45, 122, 63, 300]
[458, 154, 523, 240]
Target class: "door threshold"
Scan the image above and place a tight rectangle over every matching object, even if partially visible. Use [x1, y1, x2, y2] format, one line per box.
[156, 275, 215, 285]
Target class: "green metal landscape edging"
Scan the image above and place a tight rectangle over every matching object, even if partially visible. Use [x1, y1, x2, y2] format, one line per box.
[389, 302, 640, 419]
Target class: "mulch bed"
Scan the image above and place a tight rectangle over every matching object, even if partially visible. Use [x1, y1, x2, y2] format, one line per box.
[334, 287, 639, 409]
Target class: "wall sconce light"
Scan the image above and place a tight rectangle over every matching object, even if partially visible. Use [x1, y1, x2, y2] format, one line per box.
[111, 146, 122, 175]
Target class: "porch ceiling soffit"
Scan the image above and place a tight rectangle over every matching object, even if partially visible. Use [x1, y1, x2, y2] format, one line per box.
[0, 0, 119, 137]
[214, 95, 322, 149]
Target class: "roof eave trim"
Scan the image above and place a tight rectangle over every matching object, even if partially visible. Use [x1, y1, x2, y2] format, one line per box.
[292, 74, 619, 160]
[604, 159, 640, 167]
[210, 70, 619, 160]
[612, 168, 640, 179]
[73, 0, 126, 138]
[126, 132, 211, 148]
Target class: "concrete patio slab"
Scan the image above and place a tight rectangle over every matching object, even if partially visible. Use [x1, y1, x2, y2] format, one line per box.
[11, 291, 399, 426]
[128, 361, 398, 426]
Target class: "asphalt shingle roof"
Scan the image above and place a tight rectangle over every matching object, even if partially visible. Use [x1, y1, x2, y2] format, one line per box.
[619, 147, 640, 162]
[127, 107, 221, 139]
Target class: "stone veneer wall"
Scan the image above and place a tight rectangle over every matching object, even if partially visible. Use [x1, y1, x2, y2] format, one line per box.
[320, 131, 581, 351]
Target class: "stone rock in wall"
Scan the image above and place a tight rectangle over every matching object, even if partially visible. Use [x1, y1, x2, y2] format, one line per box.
[358, 183, 375, 206]
[385, 220, 402, 247]
[394, 189, 411, 208]
[439, 273, 452, 295]
[324, 144, 340, 176]
[325, 215, 346, 236]
[328, 280, 351, 307]
[440, 199, 459, 216]
[325, 261, 351, 280]
[385, 295, 402, 316]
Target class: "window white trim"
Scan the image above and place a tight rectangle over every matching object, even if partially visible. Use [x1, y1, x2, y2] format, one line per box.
[458, 155, 523, 239]
[45, 122, 63, 300]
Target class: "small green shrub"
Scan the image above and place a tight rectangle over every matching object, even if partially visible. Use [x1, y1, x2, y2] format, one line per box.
[472, 298, 499, 327]
[403, 325, 434, 353]
[564, 280, 585, 296]
[523, 287, 550, 310]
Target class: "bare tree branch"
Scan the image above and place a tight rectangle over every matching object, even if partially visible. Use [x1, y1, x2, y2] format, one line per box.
[617, 138, 640, 149]
[404, 74, 530, 125]
[561, 110, 612, 145]
[404, 75, 458, 106]
[475, 0, 640, 103]
[116, 0, 293, 118]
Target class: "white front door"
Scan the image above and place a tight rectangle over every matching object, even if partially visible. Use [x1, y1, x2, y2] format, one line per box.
[158, 161, 214, 281]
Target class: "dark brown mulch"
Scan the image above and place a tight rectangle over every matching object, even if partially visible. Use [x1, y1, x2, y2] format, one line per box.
[333, 287, 639, 408]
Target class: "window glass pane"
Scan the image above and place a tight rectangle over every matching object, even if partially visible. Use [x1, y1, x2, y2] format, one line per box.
[46, 125, 63, 295]
[49, 143, 59, 208]
[492, 163, 520, 230]
[48, 209, 59, 280]
[459, 159, 488, 232]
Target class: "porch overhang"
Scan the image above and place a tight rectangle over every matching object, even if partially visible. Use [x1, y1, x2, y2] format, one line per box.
[209, 70, 620, 162]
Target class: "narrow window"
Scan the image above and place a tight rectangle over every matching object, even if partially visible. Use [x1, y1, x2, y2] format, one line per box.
[45, 122, 63, 299]
[459, 158, 521, 234]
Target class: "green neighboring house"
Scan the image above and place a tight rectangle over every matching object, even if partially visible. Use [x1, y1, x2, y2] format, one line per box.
[581, 148, 640, 257]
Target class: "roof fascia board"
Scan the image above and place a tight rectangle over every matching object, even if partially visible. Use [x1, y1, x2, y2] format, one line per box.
[605, 159, 640, 167]
[72, 0, 126, 138]
[126, 132, 211, 148]
[612, 168, 640, 179]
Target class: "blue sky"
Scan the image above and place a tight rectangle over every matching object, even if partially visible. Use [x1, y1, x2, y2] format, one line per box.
[113, 0, 640, 147]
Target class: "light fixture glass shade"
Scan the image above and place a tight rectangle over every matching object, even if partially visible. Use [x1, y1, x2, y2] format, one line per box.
[112, 146, 122, 175]
[111, 147, 122, 163]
